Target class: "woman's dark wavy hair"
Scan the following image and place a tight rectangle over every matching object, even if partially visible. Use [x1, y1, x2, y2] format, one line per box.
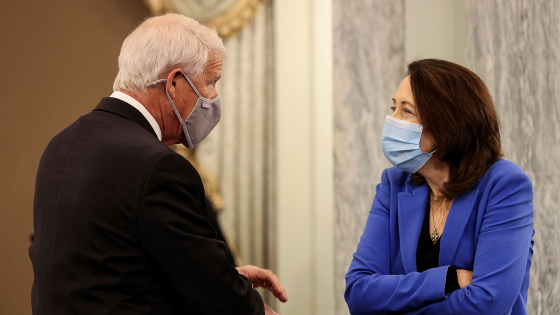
[408, 59, 502, 198]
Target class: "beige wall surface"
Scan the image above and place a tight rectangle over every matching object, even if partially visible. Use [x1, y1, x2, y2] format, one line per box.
[0, 1, 149, 313]
[404, 0, 466, 66]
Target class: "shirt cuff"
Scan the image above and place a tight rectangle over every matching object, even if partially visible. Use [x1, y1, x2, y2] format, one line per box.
[445, 265, 460, 295]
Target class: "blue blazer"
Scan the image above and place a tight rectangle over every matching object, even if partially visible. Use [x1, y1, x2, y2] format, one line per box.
[345, 159, 534, 315]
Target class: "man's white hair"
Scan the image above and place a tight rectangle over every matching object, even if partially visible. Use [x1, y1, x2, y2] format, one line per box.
[113, 13, 227, 92]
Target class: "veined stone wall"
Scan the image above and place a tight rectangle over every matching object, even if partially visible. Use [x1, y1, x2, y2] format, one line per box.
[333, 1, 405, 314]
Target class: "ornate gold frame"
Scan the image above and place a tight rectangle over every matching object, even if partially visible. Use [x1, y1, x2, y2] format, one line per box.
[144, 0, 264, 39]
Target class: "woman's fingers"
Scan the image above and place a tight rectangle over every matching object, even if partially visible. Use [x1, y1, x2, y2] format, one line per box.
[456, 269, 473, 288]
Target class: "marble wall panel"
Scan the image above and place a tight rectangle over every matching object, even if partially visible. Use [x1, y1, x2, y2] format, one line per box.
[527, 174, 560, 315]
[333, 1, 405, 314]
[466, 1, 560, 314]
[333, 184, 377, 315]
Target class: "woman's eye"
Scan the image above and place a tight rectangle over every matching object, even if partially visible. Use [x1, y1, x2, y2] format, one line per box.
[390, 106, 396, 112]
[403, 108, 415, 115]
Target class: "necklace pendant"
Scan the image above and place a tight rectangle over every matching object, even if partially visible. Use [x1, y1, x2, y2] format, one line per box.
[430, 231, 439, 243]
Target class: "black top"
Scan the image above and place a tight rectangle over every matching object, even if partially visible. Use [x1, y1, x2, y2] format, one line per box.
[416, 198, 460, 294]
[205, 197, 236, 266]
[30, 98, 263, 315]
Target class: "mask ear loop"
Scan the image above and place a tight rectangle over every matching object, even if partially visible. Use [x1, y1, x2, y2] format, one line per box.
[146, 79, 167, 87]
[146, 79, 185, 121]
[420, 123, 438, 155]
[182, 74, 202, 98]
[146, 78, 195, 148]
[183, 73, 220, 104]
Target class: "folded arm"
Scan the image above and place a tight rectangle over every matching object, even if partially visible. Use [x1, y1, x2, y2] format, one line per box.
[404, 171, 534, 315]
[345, 170, 451, 314]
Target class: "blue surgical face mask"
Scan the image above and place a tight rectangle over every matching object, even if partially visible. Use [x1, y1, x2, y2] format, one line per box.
[381, 115, 437, 173]
[147, 74, 221, 149]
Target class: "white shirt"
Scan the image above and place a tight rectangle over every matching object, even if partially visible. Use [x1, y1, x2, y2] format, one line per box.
[110, 91, 162, 141]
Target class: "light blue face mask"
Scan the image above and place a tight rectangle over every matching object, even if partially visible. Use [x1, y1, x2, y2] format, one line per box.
[381, 115, 437, 173]
[147, 73, 221, 149]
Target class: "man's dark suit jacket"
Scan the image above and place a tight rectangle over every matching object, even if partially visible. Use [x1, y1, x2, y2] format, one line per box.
[30, 97, 264, 315]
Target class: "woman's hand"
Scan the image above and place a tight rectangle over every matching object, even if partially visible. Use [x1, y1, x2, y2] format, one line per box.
[457, 269, 473, 288]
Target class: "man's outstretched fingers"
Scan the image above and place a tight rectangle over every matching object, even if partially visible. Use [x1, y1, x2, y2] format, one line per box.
[237, 266, 288, 302]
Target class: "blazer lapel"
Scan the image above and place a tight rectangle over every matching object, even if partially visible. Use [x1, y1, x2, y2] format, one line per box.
[93, 97, 158, 139]
[398, 179, 429, 273]
[439, 189, 479, 266]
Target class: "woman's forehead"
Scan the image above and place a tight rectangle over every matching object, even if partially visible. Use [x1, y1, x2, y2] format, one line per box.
[394, 76, 414, 102]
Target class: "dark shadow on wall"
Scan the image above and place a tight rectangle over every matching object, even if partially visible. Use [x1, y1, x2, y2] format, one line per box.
[0, 1, 150, 314]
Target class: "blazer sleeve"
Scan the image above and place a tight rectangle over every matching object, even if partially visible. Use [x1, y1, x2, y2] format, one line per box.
[405, 171, 534, 315]
[138, 152, 264, 315]
[345, 169, 451, 314]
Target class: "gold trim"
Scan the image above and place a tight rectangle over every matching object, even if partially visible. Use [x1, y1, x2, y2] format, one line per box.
[143, 0, 264, 39]
[143, 0, 175, 16]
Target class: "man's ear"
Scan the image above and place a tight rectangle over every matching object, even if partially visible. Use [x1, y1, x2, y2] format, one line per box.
[166, 68, 184, 99]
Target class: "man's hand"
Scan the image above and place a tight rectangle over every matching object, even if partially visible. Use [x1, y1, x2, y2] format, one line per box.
[237, 265, 288, 302]
[457, 269, 473, 288]
[264, 303, 279, 315]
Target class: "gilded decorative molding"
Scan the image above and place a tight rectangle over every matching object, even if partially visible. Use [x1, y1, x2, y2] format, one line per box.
[143, 0, 264, 39]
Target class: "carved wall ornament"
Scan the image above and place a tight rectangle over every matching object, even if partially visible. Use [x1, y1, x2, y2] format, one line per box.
[144, 0, 264, 39]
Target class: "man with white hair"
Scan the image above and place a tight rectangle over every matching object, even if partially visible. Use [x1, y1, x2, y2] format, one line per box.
[30, 14, 285, 315]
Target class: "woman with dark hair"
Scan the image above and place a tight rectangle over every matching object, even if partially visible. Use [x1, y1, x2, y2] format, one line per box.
[345, 59, 534, 315]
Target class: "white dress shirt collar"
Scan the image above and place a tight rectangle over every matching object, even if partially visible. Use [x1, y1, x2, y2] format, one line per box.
[110, 91, 162, 141]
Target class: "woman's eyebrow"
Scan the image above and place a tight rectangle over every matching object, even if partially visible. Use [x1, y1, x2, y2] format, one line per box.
[392, 98, 416, 107]
[401, 100, 416, 107]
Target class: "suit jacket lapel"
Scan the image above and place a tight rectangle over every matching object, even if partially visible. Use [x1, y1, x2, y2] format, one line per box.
[93, 97, 158, 139]
[439, 189, 479, 266]
[398, 179, 429, 273]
